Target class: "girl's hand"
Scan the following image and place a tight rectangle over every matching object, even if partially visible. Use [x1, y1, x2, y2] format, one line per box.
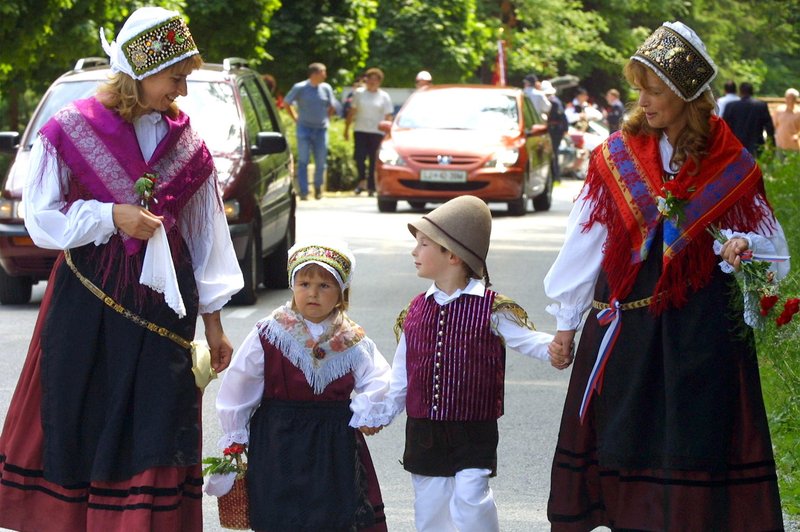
[359, 426, 383, 436]
[112, 204, 163, 240]
[720, 237, 749, 272]
[549, 330, 576, 370]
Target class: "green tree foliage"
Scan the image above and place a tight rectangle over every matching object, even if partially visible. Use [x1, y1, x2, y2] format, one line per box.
[184, 0, 281, 65]
[260, 0, 378, 93]
[367, 0, 493, 86]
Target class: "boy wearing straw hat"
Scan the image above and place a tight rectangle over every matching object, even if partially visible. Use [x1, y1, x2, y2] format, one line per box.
[377, 195, 567, 531]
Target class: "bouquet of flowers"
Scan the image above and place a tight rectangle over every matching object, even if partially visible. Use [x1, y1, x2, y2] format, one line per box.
[203, 444, 250, 530]
[707, 225, 796, 329]
[657, 179, 695, 224]
[134, 172, 158, 210]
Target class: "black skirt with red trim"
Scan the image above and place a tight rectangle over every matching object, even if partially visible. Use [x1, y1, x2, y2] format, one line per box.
[548, 235, 784, 531]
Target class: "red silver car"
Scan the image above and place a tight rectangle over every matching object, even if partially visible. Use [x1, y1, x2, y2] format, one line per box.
[375, 85, 554, 215]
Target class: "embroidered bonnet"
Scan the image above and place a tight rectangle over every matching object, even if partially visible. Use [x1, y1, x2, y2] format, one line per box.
[288, 240, 356, 293]
[100, 7, 199, 80]
[631, 21, 717, 101]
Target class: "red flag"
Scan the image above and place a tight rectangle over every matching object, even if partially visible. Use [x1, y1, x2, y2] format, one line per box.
[492, 40, 506, 86]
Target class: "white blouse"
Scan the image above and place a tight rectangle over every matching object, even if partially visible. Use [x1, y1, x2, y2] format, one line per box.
[23, 112, 242, 314]
[544, 134, 790, 332]
[380, 279, 554, 425]
[215, 313, 392, 449]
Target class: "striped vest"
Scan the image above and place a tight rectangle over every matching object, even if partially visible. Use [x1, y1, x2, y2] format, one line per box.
[404, 291, 505, 421]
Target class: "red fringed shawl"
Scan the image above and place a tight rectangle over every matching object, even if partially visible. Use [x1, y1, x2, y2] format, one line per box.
[584, 116, 773, 312]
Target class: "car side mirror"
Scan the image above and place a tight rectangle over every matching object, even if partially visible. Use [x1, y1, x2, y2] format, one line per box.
[0, 132, 20, 154]
[526, 124, 548, 138]
[252, 132, 287, 155]
[378, 120, 392, 134]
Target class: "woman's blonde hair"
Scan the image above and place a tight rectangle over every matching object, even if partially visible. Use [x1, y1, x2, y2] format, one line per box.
[96, 54, 203, 122]
[622, 60, 715, 172]
[291, 263, 350, 312]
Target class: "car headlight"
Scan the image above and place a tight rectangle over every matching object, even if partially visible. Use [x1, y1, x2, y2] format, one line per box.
[0, 198, 23, 220]
[223, 199, 240, 221]
[379, 145, 405, 166]
[484, 148, 519, 169]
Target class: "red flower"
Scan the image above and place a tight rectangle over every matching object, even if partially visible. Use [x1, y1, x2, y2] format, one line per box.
[662, 180, 692, 200]
[775, 298, 800, 327]
[759, 295, 780, 316]
[223, 443, 246, 456]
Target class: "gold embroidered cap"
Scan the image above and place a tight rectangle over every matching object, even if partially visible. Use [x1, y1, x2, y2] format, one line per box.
[100, 7, 199, 81]
[288, 240, 356, 292]
[631, 21, 717, 102]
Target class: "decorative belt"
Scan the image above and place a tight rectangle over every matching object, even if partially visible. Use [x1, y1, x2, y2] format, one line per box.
[592, 293, 661, 311]
[63, 249, 191, 350]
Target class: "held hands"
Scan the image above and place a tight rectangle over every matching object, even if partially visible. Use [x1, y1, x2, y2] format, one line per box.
[112, 204, 163, 240]
[720, 237, 749, 272]
[359, 425, 384, 436]
[549, 330, 576, 370]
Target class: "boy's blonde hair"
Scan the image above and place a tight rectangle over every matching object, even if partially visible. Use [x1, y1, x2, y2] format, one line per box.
[96, 54, 203, 122]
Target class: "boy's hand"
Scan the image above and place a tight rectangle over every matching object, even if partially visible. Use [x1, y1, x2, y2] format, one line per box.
[359, 425, 384, 436]
[549, 330, 576, 370]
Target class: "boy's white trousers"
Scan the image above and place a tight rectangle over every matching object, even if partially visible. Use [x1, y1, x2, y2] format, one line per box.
[411, 468, 500, 532]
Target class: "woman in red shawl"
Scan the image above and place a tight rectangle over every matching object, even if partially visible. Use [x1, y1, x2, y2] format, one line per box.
[544, 21, 789, 531]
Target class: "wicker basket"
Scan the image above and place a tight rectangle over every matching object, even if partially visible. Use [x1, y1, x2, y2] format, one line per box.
[217, 475, 250, 529]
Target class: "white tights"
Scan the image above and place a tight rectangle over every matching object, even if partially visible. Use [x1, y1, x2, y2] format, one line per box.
[411, 468, 499, 532]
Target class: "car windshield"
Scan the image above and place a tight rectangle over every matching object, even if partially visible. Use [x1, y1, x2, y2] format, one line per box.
[396, 89, 519, 131]
[23, 78, 241, 155]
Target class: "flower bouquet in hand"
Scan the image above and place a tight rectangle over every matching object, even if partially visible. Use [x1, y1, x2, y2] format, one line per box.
[203, 443, 250, 529]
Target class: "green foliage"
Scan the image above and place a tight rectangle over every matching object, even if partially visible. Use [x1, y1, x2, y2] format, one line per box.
[367, 0, 493, 86]
[757, 148, 800, 515]
[260, 0, 378, 92]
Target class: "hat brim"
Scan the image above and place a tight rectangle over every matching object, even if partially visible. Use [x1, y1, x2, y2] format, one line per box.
[408, 219, 484, 277]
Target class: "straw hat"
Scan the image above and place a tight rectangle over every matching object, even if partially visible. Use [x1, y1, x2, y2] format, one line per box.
[408, 195, 492, 284]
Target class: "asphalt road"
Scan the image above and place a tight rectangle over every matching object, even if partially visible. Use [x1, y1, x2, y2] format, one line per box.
[0, 179, 590, 531]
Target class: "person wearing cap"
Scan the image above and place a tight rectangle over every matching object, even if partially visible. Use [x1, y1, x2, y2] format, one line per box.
[544, 21, 787, 530]
[0, 7, 244, 530]
[415, 70, 433, 89]
[377, 195, 560, 531]
[210, 239, 390, 531]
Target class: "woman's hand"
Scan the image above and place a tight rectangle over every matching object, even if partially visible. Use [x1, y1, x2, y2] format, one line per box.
[112, 204, 163, 239]
[720, 236, 749, 272]
[202, 311, 234, 372]
[549, 330, 576, 370]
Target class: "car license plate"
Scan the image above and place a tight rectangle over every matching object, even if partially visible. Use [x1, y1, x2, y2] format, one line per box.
[420, 169, 467, 183]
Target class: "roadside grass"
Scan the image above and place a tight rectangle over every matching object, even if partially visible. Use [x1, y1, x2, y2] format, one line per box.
[758, 148, 800, 515]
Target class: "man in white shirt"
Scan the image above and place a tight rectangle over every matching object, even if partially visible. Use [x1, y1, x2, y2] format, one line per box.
[523, 73, 552, 117]
[716, 80, 739, 117]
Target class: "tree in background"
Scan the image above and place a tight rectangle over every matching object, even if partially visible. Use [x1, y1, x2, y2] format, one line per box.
[367, 0, 493, 86]
[259, 0, 378, 93]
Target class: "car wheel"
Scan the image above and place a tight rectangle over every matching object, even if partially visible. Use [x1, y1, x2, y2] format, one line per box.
[408, 201, 426, 210]
[264, 208, 295, 289]
[377, 198, 397, 213]
[230, 225, 259, 306]
[532, 164, 554, 212]
[0, 266, 32, 305]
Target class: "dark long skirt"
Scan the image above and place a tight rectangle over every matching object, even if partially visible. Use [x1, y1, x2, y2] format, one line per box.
[548, 238, 784, 531]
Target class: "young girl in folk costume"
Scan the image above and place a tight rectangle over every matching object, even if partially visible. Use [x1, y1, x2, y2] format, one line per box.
[209, 240, 390, 531]
[545, 22, 789, 531]
[375, 196, 562, 532]
[0, 7, 243, 531]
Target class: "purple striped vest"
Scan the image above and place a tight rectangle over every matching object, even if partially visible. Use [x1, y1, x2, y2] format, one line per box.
[404, 290, 505, 421]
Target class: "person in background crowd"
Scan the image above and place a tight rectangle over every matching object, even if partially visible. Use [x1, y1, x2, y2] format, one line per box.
[0, 7, 244, 530]
[262, 73, 284, 109]
[565, 87, 603, 130]
[415, 70, 433, 90]
[772, 87, 800, 153]
[543, 80, 568, 181]
[605, 88, 625, 132]
[545, 21, 786, 531]
[722, 81, 775, 156]
[523, 73, 552, 117]
[284, 62, 340, 200]
[344, 67, 394, 196]
[716, 79, 739, 117]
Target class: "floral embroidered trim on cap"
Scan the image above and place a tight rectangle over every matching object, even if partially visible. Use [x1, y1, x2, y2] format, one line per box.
[288, 245, 353, 289]
[123, 16, 197, 79]
[632, 25, 715, 101]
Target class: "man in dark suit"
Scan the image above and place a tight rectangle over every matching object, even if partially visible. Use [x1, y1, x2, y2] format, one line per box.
[722, 82, 775, 156]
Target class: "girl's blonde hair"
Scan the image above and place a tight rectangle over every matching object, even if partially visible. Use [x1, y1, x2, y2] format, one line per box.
[291, 263, 350, 312]
[96, 54, 203, 122]
[622, 60, 715, 172]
